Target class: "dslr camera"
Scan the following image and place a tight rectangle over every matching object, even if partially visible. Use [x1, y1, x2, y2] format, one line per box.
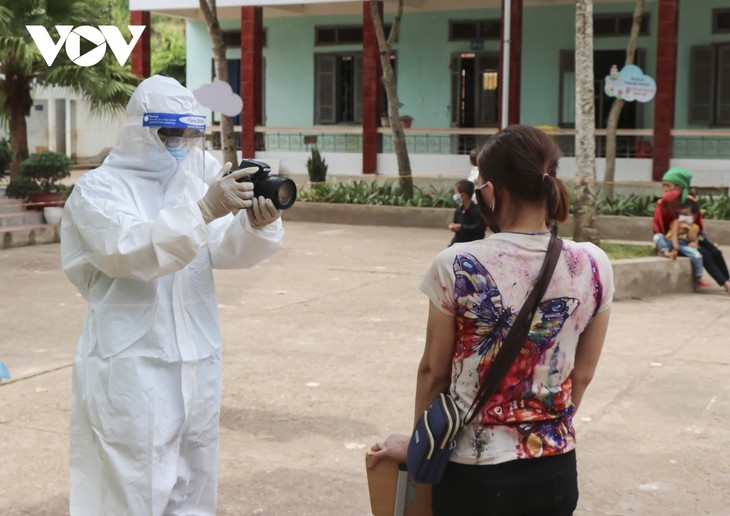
[230, 158, 297, 210]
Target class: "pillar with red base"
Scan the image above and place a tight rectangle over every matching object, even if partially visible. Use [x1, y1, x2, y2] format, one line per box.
[241, 7, 264, 159]
[362, 1, 382, 175]
[130, 11, 151, 79]
[652, 0, 679, 181]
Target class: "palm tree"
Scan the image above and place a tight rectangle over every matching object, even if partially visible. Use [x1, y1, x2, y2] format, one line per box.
[0, 0, 138, 177]
[573, 0, 600, 244]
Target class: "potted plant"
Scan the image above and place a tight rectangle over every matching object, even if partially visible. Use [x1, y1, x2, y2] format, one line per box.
[6, 150, 72, 211]
[306, 145, 328, 184]
[399, 115, 413, 128]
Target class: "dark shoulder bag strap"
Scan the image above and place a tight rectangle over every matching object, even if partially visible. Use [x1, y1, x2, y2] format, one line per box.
[464, 235, 564, 424]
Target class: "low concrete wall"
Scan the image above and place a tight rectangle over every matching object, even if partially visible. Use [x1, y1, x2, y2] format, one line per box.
[283, 202, 452, 229]
[283, 202, 706, 300]
[284, 203, 730, 245]
[612, 256, 695, 300]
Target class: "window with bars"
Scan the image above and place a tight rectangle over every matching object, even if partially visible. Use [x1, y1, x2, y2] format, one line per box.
[449, 19, 501, 41]
[688, 44, 730, 126]
[713, 8, 730, 34]
[222, 29, 267, 47]
[593, 13, 649, 37]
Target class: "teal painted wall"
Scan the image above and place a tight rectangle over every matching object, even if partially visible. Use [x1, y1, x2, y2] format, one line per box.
[677, 0, 730, 128]
[521, 2, 657, 128]
[184, 2, 728, 131]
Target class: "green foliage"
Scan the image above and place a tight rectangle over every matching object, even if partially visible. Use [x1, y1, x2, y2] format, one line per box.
[6, 151, 72, 198]
[596, 193, 655, 217]
[151, 17, 186, 84]
[306, 146, 328, 183]
[5, 175, 41, 199]
[298, 179, 457, 208]
[698, 195, 730, 221]
[0, 137, 13, 176]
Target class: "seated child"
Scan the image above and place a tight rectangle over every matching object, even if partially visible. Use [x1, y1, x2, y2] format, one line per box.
[449, 179, 486, 246]
[654, 199, 709, 287]
[667, 201, 701, 248]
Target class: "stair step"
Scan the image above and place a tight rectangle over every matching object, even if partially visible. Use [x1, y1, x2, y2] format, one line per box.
[0, 224, 60, 249]
[0, 199, 29, 214]
[0, 211, 44, 227]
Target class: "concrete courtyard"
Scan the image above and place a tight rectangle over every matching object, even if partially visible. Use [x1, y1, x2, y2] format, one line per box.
[1, 220, 729, 515]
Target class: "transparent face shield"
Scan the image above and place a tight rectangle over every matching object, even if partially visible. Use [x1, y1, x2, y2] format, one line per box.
[157, 128, 204, 163]
[143, 112, 208, 178]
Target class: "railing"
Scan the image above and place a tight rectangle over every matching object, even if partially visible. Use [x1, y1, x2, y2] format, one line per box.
[206, 125, 730, 160]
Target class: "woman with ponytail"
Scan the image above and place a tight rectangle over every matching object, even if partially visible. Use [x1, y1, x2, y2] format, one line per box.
[369, 125, 614, 515]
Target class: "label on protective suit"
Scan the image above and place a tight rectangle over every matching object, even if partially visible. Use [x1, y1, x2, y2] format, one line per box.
[142, 112, 207, 130]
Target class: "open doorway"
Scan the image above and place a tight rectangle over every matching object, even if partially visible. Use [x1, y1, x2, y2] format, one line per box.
[451, 52, 499, 152]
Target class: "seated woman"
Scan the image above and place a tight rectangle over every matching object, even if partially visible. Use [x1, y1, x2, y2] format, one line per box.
[653, 167, 730, 295]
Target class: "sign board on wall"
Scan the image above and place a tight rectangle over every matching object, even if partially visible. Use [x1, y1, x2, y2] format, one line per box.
[604, 64, 656, 103]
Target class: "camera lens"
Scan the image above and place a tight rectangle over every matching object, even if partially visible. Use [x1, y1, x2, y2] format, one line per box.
[255, 176, 297, 210]
[275, 180, 296, 210]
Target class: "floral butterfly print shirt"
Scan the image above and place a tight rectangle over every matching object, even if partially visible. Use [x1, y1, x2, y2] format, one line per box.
[420, 233, 614, 465]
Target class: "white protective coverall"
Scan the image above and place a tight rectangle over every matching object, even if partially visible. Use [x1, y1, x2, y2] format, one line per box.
[61, 75, 284, 515]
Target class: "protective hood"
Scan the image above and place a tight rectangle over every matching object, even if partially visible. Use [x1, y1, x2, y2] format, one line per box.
[104, 75, 203, 182]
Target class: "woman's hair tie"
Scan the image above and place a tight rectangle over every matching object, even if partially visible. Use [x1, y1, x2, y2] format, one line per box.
[542, 173, 549, 183]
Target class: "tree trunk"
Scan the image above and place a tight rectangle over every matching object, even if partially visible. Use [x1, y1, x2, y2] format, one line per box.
[604, 0, 644, 199]
[574, 0, 600, 245]
[3, 64, 33, 178]
[200, 0, 238, 166]
[370, 0, 413, 199]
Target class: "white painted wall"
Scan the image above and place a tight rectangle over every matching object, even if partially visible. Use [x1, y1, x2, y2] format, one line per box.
[0, 85, 124, 162]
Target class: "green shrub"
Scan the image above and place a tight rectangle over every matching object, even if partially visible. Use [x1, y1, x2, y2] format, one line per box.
[298, 179, 457, 208]
[18, 150, 72, 191]
[596, 193, 655, 217]
[5, 176, 42, 200]
[306, 146, 328, 183]
[298, 180, 730, 222]
[6, 150, 72, 200]
[698, 195, 730, 221]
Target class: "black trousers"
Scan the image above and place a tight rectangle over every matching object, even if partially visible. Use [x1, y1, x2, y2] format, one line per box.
[698, 238, 730, 286]
[432, 451, 578, 516]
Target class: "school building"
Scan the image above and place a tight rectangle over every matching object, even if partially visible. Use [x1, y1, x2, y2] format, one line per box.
[127, 0, 730, 188]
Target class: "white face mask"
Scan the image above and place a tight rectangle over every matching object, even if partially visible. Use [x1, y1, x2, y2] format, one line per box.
[453, 193, 462, 203]
[678, 214, 694, 224]
[164, 136, 189, 161]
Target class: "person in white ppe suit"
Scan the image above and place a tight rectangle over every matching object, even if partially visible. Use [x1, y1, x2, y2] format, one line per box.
[61, 75, 284, 515]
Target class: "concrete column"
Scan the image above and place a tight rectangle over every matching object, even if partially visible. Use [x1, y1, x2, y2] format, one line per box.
[47, 96, 56, 152]
[499, 0, 522, 127]
[65, 98, 73, 159]
[241, 7, 264, 158]
[130, 11, 151, 79]
[652, 0, 679, 181]
[362, 1, 382, 175]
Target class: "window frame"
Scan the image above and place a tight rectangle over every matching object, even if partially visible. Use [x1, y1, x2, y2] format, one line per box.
[593, 12, 650, 37]
[448, 19, 501, 42]
[712, 8, 730, 34]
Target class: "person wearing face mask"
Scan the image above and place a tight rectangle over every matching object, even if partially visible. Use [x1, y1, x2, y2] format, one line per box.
[448, 179, 486, 246]
[652, 167, 730, 293]
[369, 126, 614, 515]
[60, 75, 284, 515]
